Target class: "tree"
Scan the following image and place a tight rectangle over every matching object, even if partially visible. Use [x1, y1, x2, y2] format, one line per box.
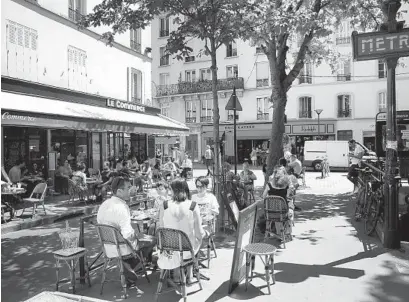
[239, 0, 405, 176]
[83, 0, 245, 223]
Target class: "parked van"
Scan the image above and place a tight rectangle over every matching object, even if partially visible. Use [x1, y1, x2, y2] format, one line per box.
[303, 140, 377, 171]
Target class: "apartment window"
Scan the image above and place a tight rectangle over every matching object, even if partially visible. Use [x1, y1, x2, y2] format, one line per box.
[227, 110, 239, 121]
[185, 55, 195, 62]
[200, 68, 212, 81]
[256, 62, 269, 87]
[159, 73, 170, 86]
[299, 61, 312, 84]
[337, 95, 351, 117]
[186, 101, 197, 123]
[226, 41, 237, 57]
[337, 60, 351, 81]
[226, 65, 238, 78]
[185, 70, 196, 82]
[7, 20, 37, 50]
[68, 45, 87, 91]
[129, 68, 143, 103]
[257, 97, 270, 120]
[68, 0, 85, 22]
[130, 28, 141, 53]
[336, 20, 351, 45]
[200, 99, 213, 122]
[160, 102, 170, 117]
[160, 47, 169, 66]
[378, 60, 387, 79]
[337, 130, 353, 141]
[159, 18, 170, 37]
[378, 92, 387, 112]
[299, 97, 312, 118]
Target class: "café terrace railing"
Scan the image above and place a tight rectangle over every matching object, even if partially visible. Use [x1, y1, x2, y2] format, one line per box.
[156, 77, 244, 97]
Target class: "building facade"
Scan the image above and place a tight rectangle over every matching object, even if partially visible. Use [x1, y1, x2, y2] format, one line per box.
[151, 14, 409, 163]
[1, 0, 187, 175]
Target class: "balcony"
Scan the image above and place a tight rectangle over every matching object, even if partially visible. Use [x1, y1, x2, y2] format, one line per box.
[131, 97, 142, 104]
[336, 37, 351, 45]
[130, 40, 141, 53]
[228, 114, 239, 121]
[298, 75, 312, 84]
[185, 56, 195, 62]
[337, 109, 352, 118]
[200, 116, 213, 123]
[185, 117, 197, 123]
[299, 111, 312, 118]
[156, 77, 244, 97]
[337, 74, 351, 81]
[257, 113, 269, 120]
[68, 8, 83, 23]
[160, 56, 170, 66]
[256, 78, 269, 87]
[159, 30, 169, 37]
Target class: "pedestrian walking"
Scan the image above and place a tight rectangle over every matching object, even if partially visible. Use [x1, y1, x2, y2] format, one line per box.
[250, 147, 258, 167]
[205, 145, 213, 177]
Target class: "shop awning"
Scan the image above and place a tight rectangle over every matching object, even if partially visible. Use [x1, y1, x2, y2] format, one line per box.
[1, 92, 189, 135]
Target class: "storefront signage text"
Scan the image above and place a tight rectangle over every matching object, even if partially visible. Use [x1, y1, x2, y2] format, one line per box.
[225, 125, 255, 130]
[106, 99, 146, 113]
[2, 112, 36, 122]
[292, 124, 327, 134]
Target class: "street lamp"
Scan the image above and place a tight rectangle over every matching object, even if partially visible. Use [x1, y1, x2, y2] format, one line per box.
[315, 109, 323, 137]
[225, 86, 242, 174]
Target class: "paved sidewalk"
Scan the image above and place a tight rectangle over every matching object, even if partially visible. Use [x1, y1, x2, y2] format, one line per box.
[1, 172, 408, 302]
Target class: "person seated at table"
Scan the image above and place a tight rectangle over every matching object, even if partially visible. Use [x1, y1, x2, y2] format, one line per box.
[72, 163, 88, 198]
[163, 157, 177, 180]
[238, 162, 257, 207]
[1, 166, 12, 185]
[158, 178, 205, 283]
[133, 168, 146, 193]
[223, 162, 240, 182]
[130, 156, 139, 170]
[29, 163, 43, 176]
[101, 162, 112, 183]
[288, 154, 302, 178]
[141, 160, 153, 186]
[97, 176, 155, 286]
[8, 160, 28, 191]
[192, 176, 219, 236]
[180, 154, 193, 179]
[152, 159, 162, 180]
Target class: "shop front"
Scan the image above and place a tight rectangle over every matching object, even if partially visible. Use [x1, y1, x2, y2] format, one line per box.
[1, 79, 188, 177]
[201, 119, 336, 163]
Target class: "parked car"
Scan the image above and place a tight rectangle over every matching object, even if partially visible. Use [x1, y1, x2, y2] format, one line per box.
[303, 140, 377, 171]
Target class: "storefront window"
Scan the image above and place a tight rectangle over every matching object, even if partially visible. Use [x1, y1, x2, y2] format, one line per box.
[131, 133, 147, 163]
[51, 130, 75, 167]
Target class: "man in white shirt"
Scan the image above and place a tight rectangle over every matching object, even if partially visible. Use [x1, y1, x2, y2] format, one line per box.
[205, 145, 213, 176]
[180, 154, 193, 178]
[288, 154, 303, 178]
[97, 177, 154, 285]
[8, 160, 26, 184]
[347, 139, 364, 193]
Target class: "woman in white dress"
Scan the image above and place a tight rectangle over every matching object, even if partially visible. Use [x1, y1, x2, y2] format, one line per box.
[158, 179, 205, 282]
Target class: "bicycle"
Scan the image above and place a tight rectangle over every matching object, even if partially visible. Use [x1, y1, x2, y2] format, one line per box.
[364, 180, 384, 236]
[353, 167, 373, 222]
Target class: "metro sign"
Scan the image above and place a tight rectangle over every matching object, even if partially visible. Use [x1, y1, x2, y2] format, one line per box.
[352, 28, 409, 61]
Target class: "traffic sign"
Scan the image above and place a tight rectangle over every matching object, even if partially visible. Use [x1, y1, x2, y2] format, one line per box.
[225, 87, 242, 111]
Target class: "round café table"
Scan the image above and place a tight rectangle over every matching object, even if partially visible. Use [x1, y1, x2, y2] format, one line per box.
[1, 188, 26, 221]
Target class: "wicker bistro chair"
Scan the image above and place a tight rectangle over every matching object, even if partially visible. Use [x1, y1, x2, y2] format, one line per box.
[68, 179, 88, 204]
[21, 182, 47, 217]
[200, 215, 218, 268]
[155, 228, 203, 302]
[264, 196, 291, 248]
[95, 224, 150, 299]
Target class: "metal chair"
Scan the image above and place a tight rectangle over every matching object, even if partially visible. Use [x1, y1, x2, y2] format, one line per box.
[68, 178, 88, 205]
[21, 182, 47, 217]
[95, 224, 150, 299]
[264, 196, 290, 248]
[155, 228, 203, 302]
[200, 216, 218, 268]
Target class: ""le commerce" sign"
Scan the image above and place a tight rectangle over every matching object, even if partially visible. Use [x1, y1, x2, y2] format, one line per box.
[106, 99, 146, 113]
[2, 111, 36, 122]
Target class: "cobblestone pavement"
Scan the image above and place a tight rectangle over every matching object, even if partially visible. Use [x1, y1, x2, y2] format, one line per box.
[1, 171, 408, 302]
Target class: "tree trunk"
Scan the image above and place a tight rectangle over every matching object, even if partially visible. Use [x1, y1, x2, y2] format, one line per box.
[210, 39, 223, 227]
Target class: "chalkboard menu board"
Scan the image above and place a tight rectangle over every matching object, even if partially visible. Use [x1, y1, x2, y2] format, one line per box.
[220, 182, 240, 229]
[228, 201, 260, 294]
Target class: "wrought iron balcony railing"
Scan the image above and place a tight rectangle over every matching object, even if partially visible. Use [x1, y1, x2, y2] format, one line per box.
[256, 78, 269, 87]
[156, 77, 244, 97]
[257, 113, 269, 120]
[130, 40, 141, 53]
[227, 114, 239, 121]
[131, 97, 142, 104]
[185, 56, 195, 62]
[337, 109, 352, 118]
[298, 75, 312, 84]
[336, 37, 351, 45]
[68, 8, 83, 23]
[200, 116, 213, 123]
[185, 117, 197, 123]
[299, 111, 312, 118]
[160, 56, 170, 66]
[159, 30, 169, 37]
[337, 74, 351, 81]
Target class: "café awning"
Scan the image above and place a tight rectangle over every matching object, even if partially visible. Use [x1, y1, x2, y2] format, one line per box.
[1, 92, 189, 135]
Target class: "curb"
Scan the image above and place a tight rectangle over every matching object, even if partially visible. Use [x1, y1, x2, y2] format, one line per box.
[1, 204, 100, 235]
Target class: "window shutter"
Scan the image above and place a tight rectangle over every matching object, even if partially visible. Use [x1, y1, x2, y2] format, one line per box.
[127, 67, 130, 102]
